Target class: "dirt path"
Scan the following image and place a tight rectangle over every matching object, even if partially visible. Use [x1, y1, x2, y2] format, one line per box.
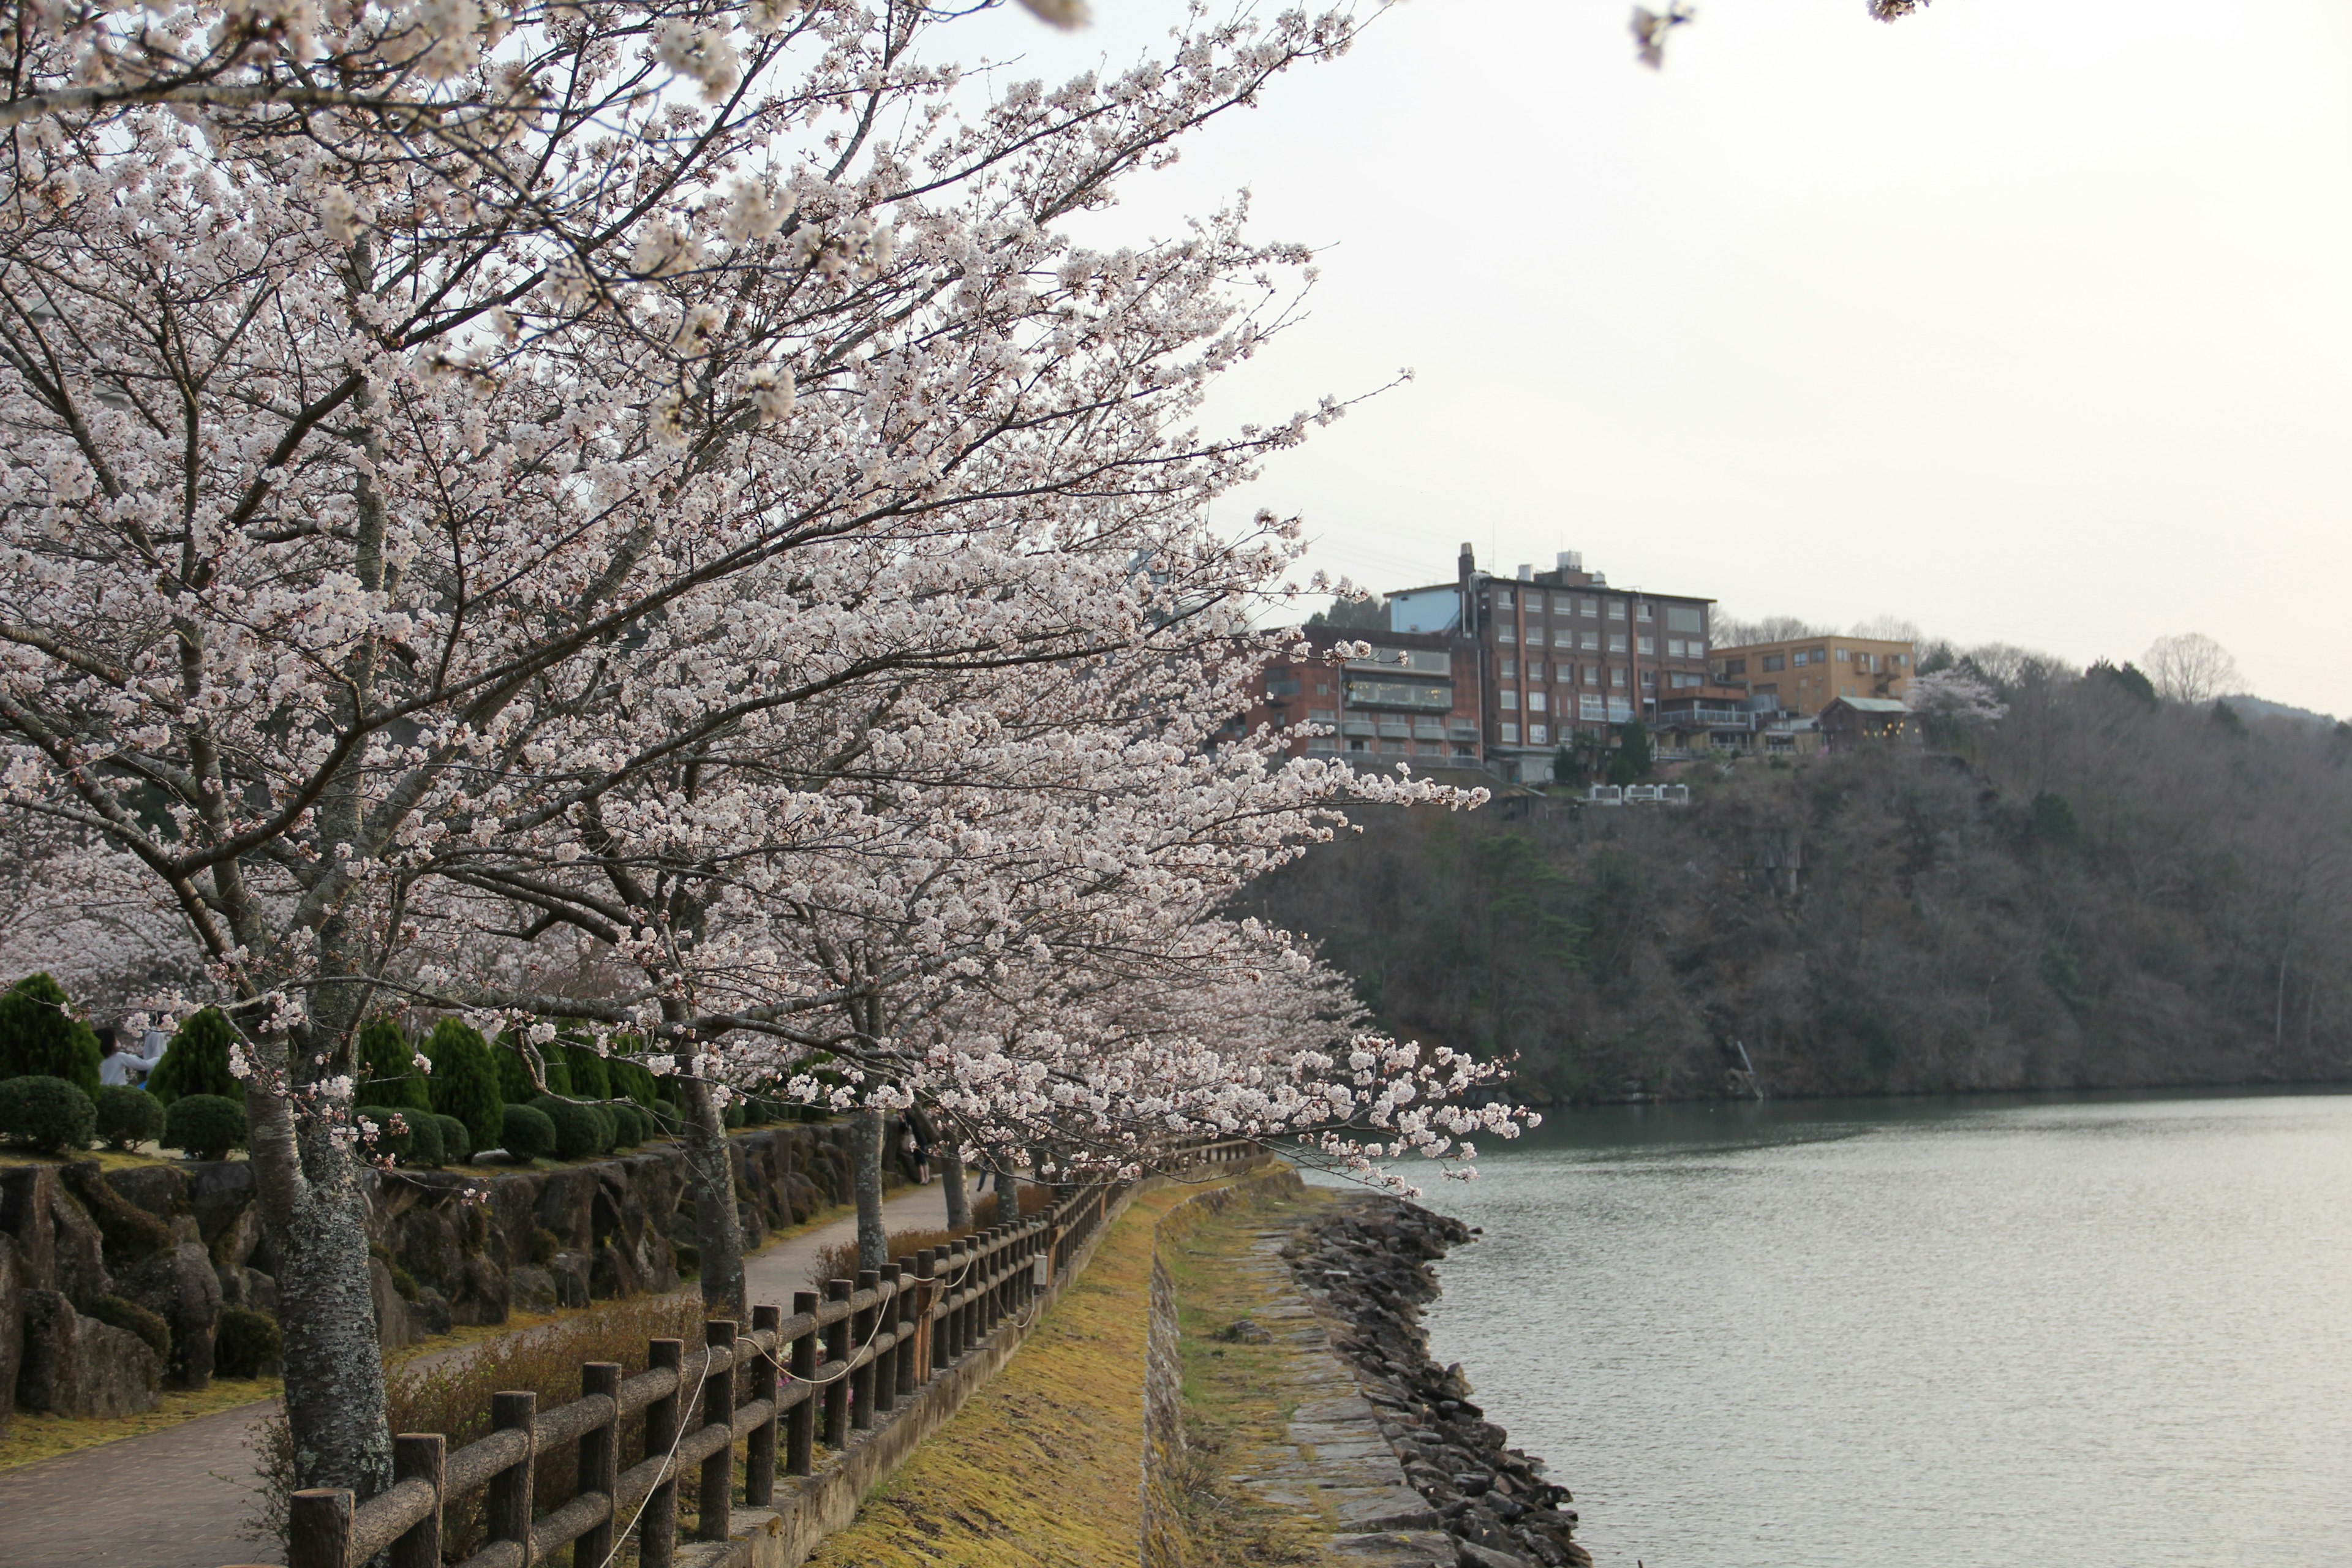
[0, 1178, 968, 1568]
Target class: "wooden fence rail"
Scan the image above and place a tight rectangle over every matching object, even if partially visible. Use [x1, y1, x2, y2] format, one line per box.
[277, 1137, 1258, 1568]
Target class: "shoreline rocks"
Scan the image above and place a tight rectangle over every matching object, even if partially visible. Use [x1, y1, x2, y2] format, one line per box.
[1287, 1197, 1591, 1568]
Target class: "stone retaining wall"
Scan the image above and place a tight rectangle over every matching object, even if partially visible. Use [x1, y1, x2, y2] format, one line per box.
[0, 1120, 903, 1428]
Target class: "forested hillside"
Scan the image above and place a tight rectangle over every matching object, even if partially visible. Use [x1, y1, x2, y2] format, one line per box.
[1235, 672, 2352, 1102]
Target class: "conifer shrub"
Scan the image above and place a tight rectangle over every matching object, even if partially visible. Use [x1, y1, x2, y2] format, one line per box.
[147, 1008, 240, 1105]
[164, 1093, 247, 1159]
[91, 1293, 172, 1362]
[0, 974, 103, 1096]
[609, 1103, 645, 1150]
[434, 1114, 474, 1164]
[94, 1085, 165, 1151]
[500, 1103, 557, 1163]
[216, 1306, 282, 1378]
[356, 1016, 432, 1110]
[607, 1052, 658, 1109]
[562, 1042, 612, 1101]
[0, 1074, 97, 1153]
[529, 1095, 601, 1161]
[492, 1035, 543, 1105]
[426, 1019, 503, 1153]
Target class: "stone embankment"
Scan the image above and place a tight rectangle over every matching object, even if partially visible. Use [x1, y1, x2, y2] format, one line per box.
[1287, 1196, 1591, 1568]
[1, 1120, 899, 1428]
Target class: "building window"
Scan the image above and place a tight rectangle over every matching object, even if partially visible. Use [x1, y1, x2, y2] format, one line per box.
[1893, 654, 1907, 667]
[1554, 628, 1574, 648]
[1610, 634, 1628, 654]
[1528, 723, 1549, 744]
[1672, 671, 1703, 688]
[1348, 738, 1368, 752]
[1642, 670, 1657, 688]
[1309, 707, 1338, 723]
[1841, 685, 1855, 697]
[1835, 649, 1850, 662]
[1792, 650, 1809, 667]
[1635, 602, 1654, 622]
[1583, 666, 1599, 685]
[1611, 668, 1627, 688]
[1580, 693, 1605, 720]
[1581, 631, 1599, 650]
[1500, 689, 1518, 709]
[1498, 623, 1515, 643]
[1501, 722, 1520, 744]
[1637, 636, 1655, 656]
[1607, 601, 1626, 620]
[1722, 657, 1746, 676]
[1316, 681, 1330, 694]
[1501, 658, 1517, 679]
[1529, 691, 1547, 712]
[1809, 647, 1828, 664]
[1666, 639, 1684, 658]
[1666, 605, 1704, 634]
[1528, 660, 1545, 680]
[1496, 589, 1514, 608]
[1762, 654, 1785, 672]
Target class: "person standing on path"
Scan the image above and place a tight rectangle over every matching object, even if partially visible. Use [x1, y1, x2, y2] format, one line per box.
[97, 1023, 167, 1087]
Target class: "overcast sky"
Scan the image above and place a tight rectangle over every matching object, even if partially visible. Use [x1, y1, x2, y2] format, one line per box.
[940, 0, 2351, 714]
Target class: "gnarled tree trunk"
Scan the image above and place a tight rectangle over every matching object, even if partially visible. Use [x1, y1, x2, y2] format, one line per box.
[853, 1109, 888, 1272]
[682, 1078, 745, 1319]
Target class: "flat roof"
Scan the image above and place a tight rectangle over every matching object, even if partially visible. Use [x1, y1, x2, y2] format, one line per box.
[1826, 697, 1913, 714]
[1711, 636, 1915, 653]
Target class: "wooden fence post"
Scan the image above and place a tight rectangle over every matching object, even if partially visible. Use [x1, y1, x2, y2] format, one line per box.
[873, 1267, 899, 1415]
[487, 1391, 536, 1566]
[788, 1291, 818, 1476]
[851, 1272, 878, 1430]
[576, 1365, 620, 1568]
[699, 1321, 734, 1542]
[918, 1250, 943, 1375]
[288, 1488, 352, 1568]
[390, 1433, 442, 1568]
[892, 1257, 919, 1398]
[822, 1280, 852, 1446]
[747, 1304, 780, 1506]
[643, 1337, 683, 1568]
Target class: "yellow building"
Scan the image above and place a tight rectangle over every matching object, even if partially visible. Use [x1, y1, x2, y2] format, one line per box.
[1711, 636, 1915, 717]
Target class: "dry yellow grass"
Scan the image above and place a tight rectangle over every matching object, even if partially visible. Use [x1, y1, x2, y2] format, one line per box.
[0, 1376, 281, 1471]
[807, 1181, 1210, 1568]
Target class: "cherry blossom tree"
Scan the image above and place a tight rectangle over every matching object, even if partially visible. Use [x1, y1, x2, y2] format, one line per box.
[0, 0, 1531, 1505]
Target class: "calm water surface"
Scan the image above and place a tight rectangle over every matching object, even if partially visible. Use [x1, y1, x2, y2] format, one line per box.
[1406, 1091, 2352, 1567]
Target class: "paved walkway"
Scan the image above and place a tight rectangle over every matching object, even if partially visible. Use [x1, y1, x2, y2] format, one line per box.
[0, 1178, 971, 1568]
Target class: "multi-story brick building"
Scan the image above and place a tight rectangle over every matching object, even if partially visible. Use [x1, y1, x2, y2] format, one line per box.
[1237, 625, 1485, 771]
[1383, 546, 1719, 783]
[1709, 634, 1915, 718]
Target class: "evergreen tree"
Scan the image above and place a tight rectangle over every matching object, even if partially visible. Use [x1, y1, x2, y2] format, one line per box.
[355, 1017, 432, 1110]
[146, 1007, 239, 1106]
[564, 1042, 614, 1101]
[426, 1019, 504, 1153]
[1606, 720, 1654, 786]
[491, 1033, 543, 1105]
[0, 974, 103, 1096]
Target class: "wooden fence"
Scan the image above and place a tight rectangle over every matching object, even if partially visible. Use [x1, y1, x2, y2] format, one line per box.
[276, 1138, 1258, 1568]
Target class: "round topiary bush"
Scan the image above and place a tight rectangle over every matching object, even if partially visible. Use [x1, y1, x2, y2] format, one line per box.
[94, 1085, 165, 1152]
[432, 1113, 473, 1164]
[587, 1103, 618, 1154]
[426, 1018, 504, 1154]
[163, 1093, 247, 1161]
[146, 1007, 241, 1106]
[609, 1102, 644, 1150]
[216, 1306, 281, 1379]
[356, 1104, 444, 1166]
[0, 1074, 97, 1153]
[356, 1016, 432, 1111]
[0, 974, 103, 1096]
[501, 1102, 557, 1162]
[529, 1095, 601, 1161]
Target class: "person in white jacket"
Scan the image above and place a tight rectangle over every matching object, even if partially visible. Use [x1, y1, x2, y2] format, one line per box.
[97, 1023, 168, 1087]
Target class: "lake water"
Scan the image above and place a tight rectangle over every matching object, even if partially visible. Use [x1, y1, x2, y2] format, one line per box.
[1408, 1091, 2352, 1568]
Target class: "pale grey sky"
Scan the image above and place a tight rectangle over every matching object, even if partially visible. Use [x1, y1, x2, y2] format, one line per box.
[941, 0, 2352, 713]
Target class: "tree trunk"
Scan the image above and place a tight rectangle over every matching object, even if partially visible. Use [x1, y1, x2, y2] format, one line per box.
[682, 1079, 745, 1319]
[245, 1042, 393, 1501]
[852, 1109, 888, 1272]
[940, 1140, 970, 1232]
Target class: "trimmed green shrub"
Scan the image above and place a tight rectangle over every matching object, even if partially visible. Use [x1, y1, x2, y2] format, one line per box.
[0, 974, 102, 1096]
[91, 1294, 171, 1362]
[609, 1103, 644, 1150]
[500, 1103, 557, 1163]
[216, 1306, 281, 1379]
[562, 1043, 612, 1102]
[723, 1096, 745, 1129]
[608, 1054, 658, 1110]
[426, 1019, 503, 1153]
[541, 1050, 573, 1097]
[94, 1085, 165, 1152]
[356, 1104, 444, 1166]
[433, 1113, 474, 1164]
[147, 1008, 240, 1106]
[492, 1035, 542, 1105]
[163, 1093, 247, 1161]
[356, 1016, 432, 1110]
[0, 1074, 96, 1153]
[529, 1095, 601, 1161]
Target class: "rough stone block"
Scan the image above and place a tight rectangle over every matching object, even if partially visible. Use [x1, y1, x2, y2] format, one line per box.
[121, 1240, 224, 1389]
[17, 1289, 160, 1417]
